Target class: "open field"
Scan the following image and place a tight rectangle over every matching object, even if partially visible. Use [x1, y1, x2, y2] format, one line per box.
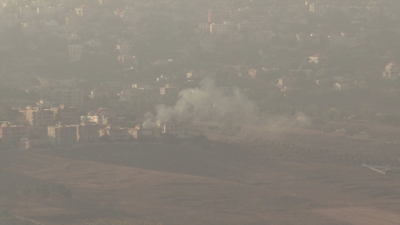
[314, 207, 400, 225]
[1, 138, 400, 225]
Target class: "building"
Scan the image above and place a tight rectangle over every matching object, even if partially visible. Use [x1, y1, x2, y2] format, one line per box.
[37, 5, 61, 18]
[50, 89, 84, 106]
[99, 125, 130, 141]
[81, 115, 102, 124]
[160, 84, 179, 97]
[207, 9, 225, 23]
[248, 32, 275, 46]
[80, 108, 119, 125]
[198, 23, 210, 33]
[69, 45, 83, 62]
[328, 33, 358, 49]
[229, 32, 244, 43]
[309, 2, 326, 15]
[0, 123, 28, 144]
[116, 43, 132, 55]
[210, 22, 234, 34]
[20, 137, 48, 149]
[128, 128, 140, 139]
[135, 125, 153, 138]
[77, 123, 100, 143]
[118, 89, 134, 102]
[296, 33, 321, 47]
[26, 107, 54, 127]
[75, 4, 95, 17]
[52, 105, 80, 125]
[200, 37, 216, 51]
[19, 5, 35, 19]
[90, 87, 110, 99]
[48, 124, 78, 146]
[117, 55, 138, 68]
[186, 70, 217, 80]
[333, 82, 351, 91]
[157, 119, 186, 137]
[65, 12, 82, 28]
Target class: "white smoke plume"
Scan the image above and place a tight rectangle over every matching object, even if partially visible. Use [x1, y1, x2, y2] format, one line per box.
[266, 112, 311, 129]
[142, 78, 257, 128]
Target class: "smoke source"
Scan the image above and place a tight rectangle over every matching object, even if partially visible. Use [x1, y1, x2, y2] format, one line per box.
[142, 78, 257, 128]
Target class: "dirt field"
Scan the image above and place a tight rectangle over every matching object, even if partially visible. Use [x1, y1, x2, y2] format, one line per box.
[315, 207, 400, 225]
[1, 140, 400, 225]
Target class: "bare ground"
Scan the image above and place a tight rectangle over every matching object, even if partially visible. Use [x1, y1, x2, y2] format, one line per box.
[1, 139, 400, 225]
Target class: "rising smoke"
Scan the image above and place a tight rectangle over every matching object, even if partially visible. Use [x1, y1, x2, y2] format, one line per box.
[142, 78, 257, 128]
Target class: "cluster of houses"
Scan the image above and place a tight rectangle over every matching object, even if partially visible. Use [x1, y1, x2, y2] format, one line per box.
[0, 0, 399, 94]
[1, 0, 400, 150]
[0, 99, 187, 149]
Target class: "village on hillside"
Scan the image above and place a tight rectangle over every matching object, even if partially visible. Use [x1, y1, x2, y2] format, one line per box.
[1, 0, 400, 150]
